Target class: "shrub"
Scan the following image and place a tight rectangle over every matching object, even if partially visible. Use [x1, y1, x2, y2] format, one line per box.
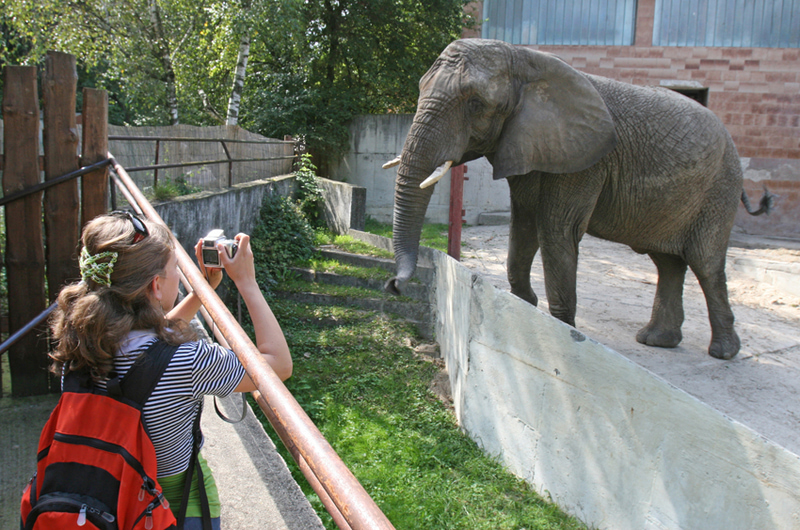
[250, 193, 317, 294]
[150, 176, 201, 201]
[294, 154, 324, 227]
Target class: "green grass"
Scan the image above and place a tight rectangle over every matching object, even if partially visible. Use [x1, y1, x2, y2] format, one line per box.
[276, 278, 416, 302]
[304, 258, 393, 281]
[148, 176, 202, 201]
[363, 218, 451, 253]
[243, 300, 587, 530]
[315, 219, 454, 259]
[315, 231, 394, 259]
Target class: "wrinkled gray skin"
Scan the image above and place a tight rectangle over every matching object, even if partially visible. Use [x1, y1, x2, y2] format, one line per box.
[388, 39, 770, 360]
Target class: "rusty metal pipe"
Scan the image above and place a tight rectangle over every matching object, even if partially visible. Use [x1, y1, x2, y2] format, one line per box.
[109, 153, 393, 530]
[178, 265, 354, 530]
[252, 390, 353, 530]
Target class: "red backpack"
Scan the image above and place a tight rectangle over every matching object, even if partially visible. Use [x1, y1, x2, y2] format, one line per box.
[20, 341, 180, 530]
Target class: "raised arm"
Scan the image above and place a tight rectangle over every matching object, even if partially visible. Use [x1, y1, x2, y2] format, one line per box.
[219, 234, 292, 387]
[165, 240, 224, 323]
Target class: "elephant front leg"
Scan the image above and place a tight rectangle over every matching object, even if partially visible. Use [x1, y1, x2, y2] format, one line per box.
[637, 252, 687, 348]
[507, 203, 539, 306]
[540, 240, 579, 327]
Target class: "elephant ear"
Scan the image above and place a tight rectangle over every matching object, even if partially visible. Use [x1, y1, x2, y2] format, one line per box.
[493, 49, 617, 180]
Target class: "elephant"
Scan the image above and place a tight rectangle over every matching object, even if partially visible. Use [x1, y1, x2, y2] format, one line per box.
[384, 38, 772, 360]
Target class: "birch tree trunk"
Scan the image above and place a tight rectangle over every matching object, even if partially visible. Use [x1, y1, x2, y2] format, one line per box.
[149, 0, 180, 125]
[226, 33, 251, 126]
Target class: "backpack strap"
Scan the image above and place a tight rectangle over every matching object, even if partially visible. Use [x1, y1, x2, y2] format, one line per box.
[176, 408, 213, 530]
[108, 340, 179, 406]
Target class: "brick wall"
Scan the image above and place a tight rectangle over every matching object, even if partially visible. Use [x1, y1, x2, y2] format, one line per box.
[521, 44, 800, 162]
[464, 0, 800, 238]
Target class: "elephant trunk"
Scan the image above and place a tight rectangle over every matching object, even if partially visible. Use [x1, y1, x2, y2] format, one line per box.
[386, 96, 465, 295]
[386, 172, 435, 294]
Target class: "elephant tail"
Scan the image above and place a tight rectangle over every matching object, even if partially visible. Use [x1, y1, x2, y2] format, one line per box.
[740, 187, 774, 216]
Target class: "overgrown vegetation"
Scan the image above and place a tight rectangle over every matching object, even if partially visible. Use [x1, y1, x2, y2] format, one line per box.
[294, 154, 324, 227]
[250, 194, 317, 293]
[148, 176, 202, 201]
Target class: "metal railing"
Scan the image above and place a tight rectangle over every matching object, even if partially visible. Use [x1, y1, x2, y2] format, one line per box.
[108, 135, 296, 188]
[0, 302, 57, 357]
[0, 159, 112, 208]
[1, 153, 395, 528]
[108, 154, 395, 530]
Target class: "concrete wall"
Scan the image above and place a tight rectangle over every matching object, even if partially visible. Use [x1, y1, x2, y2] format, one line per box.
[154, 175, 297, 254]
[154, 175, 365, 254]
[408, 241, 800, 530]
[317, 177, 367, 234]
[329, 114, 508, 225]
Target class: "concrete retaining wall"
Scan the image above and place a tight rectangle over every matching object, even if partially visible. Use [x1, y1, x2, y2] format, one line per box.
[154, 175, 297, 253]
[329, 114, 509, 225]
[154, 175, 366, 253]
[416, 242, 800, 530]
[317, 178, 367, 234]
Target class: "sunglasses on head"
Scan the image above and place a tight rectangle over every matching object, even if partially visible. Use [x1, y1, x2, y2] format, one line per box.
[111, 210, 149, 243]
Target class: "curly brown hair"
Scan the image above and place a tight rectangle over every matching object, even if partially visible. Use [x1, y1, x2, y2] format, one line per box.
[50, 213, 196, 379]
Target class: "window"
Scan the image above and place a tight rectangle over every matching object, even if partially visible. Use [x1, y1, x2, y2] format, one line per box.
[481, 0, 638, 45]
[653, 0, 800, 48]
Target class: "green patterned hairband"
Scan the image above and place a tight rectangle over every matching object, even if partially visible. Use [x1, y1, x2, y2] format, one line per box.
[79, 247, 119, 287]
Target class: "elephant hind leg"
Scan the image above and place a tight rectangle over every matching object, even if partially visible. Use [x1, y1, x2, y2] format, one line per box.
[690, 258, 741, 359]
[637, 252, 687, 348]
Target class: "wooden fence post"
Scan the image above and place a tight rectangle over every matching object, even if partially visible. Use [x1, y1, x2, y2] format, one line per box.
[2, 66, 49, 396]
[43, 51, 80, 303]
[81, 88, 109, 227]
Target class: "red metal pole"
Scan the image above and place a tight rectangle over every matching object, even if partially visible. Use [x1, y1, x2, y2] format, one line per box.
[447, 164, 467, 260]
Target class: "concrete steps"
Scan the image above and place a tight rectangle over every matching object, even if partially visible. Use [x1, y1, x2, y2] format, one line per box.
[276, 247, 436, 339]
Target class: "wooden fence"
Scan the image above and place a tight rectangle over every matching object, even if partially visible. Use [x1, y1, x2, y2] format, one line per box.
[108, 124, 295, 191]
[1, 52, 109, 396]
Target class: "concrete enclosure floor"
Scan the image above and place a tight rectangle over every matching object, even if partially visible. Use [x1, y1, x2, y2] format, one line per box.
[459, 224, 800, 456]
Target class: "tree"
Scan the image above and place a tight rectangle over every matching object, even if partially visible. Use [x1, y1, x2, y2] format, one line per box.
[2, 0, 476, 155]
[240, 0, 476, 171]
[3, 0, 213, 125]
[226, 33, 250, 126]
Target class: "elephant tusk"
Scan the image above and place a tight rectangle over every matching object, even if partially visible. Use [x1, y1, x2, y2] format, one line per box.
[382, 156, 401, 169]
[419, 161, 453, 189]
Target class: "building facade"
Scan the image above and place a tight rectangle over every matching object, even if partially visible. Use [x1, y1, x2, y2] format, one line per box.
[467, 0, 800, 237]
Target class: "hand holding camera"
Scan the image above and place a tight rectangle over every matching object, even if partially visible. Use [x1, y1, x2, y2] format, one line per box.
[197, 230, 256, 289]
[201, 229, 238, 268]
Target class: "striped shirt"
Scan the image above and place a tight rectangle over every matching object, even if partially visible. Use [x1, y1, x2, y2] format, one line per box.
[97, 330, 246, 478]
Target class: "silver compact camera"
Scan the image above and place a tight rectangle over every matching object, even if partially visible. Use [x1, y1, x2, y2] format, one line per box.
[202, 229, 238, 268]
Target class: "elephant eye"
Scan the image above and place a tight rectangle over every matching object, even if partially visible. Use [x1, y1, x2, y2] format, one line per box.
[468, 97, 485, 114]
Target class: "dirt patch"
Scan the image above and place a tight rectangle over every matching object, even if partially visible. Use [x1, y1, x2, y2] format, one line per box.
[459, 224, 800, 455]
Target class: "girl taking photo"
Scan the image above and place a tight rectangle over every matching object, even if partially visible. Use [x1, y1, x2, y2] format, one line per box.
[49, 211, 292, 529]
